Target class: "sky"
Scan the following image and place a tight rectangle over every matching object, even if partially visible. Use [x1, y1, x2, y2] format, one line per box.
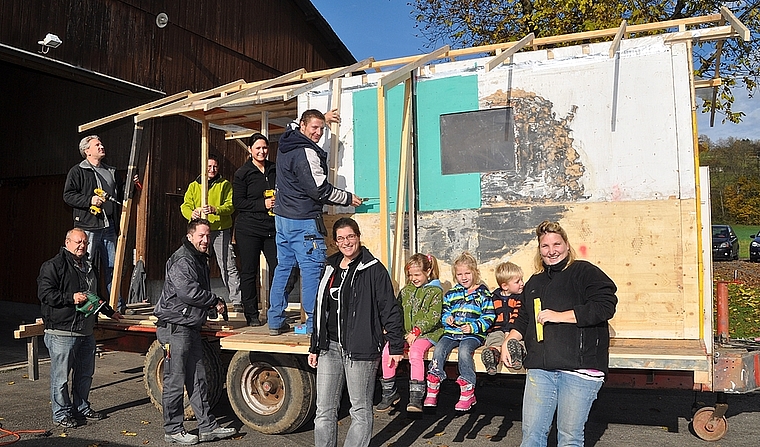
[311, 0, 757, 142]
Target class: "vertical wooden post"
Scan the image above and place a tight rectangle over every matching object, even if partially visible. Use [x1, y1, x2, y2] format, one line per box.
[110, 123, 143, 310]
[328, 78, 342, 215]
[377, 85, 389, 266]
[27, 336, 38, 381]
[259, 111, 271, 318]
[391, 79, 413, 288]
[200, 120, 210, 214]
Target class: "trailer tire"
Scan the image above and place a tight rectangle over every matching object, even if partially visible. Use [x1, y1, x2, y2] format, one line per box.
[144, 339, 225, 420]
[226, 351, 316, 434]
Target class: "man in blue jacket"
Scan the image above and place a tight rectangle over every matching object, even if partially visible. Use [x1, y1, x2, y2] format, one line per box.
[153, 219, 236, 445]
[268, 109, 363, 335]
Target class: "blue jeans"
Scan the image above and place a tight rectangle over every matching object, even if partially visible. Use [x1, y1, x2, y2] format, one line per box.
[44, 333, 96, 422]
[268, 215, 327, 332]
[428, 335, 481, 385]
[520, 369, 604, 447]
[85, 226, 119, 306]
[314, 343, 379, 447]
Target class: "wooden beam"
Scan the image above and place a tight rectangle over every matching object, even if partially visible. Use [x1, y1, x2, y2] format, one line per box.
[286, 58, 373, 100]
[609, 20, 628, 58]
[203, 69, 306, 110]
[485, 33, 535, 72]
[663, 25, 739, 44]
[377, 85, 389, 266]
[200, 120, 209, 214]
[380, 45, 450, 90]
[392, 78, 414, 287]
[694, 78, 722, 89]
[111, 123, 143, 310]
[136, 79, 246, 122]
[720, 5, 751, 41]
[328, 78, 342, 215]
[78, 90, 191, 132]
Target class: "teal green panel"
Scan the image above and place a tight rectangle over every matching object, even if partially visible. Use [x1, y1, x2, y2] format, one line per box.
[417, 75, 481, 211]
[352, 85, 405, 214]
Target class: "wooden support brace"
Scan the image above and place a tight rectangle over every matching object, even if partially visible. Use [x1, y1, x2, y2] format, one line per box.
[720, 6, 751, 41]
[391, 79, 414, 288]
[200, 120, 210, 213]
[79, 90, 191, 132]
[377, 85, 389, 265]
[380, 45, 450, 90]
[14, 319, 44, 381]
[136, 79, 246, 122]
[609, 20, 628, 58]
[204, 69, 307, 110]
[328, 78, 342, 215]
[485, 33, 535, 72]
[286, 58, 372, 100]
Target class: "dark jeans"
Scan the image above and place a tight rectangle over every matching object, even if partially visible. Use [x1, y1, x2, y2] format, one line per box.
[156, 325, 218, 435]
[235, 230, 277, 323]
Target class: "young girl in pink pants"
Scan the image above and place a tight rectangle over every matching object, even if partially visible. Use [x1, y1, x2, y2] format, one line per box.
[377, 254, 444, 413]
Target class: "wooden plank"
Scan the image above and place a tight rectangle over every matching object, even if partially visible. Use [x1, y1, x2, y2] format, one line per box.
[200, 120, 209, 213]
[285, 58, 373, 101]
[663, 25, 738, 43]
[14, 319, 44, 338]
[380, 45, 450, 90]
[391, 78, 413, 287]
[327, 78, 342, 215]
[136, 79, 246, 122]
[485, 33, 535, 72]
[609, 20, 627, 58]
[377, 85, 390, 266]
[78, 90, 191, 132]
[694, 78, 722, 89]
[27, 335, 39, 381]
[110, 123, 143, 310]
[203, 69, 306, 110]
[720, 5, 751, 41]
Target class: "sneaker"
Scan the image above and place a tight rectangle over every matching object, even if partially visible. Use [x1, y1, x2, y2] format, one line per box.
[165, 430, 199, 445]
[506, 339, 526, 370]
[481, 347, 499, 375]
[199, 426, 236, 442]
[79, 408, 106, 420]
[248, 317, 262, 327]
[269, 321, 290, 336]
[56, 416, 77, 428]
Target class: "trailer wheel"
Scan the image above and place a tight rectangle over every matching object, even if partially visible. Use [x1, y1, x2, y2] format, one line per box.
[144, 339, 225, 419]
[691, 407, 728, 441]
[226, 351, 316, 434]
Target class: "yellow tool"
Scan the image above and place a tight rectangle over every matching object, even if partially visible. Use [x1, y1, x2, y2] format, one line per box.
[264, 189, 275, 216]
[89, 188, 122, 215]
[534, 298, 543, 342]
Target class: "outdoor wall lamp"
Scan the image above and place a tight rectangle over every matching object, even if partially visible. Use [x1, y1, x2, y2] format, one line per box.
[38, 33, 62, 54]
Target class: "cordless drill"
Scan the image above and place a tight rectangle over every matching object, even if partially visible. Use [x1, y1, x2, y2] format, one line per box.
[89, 188, 122, 215]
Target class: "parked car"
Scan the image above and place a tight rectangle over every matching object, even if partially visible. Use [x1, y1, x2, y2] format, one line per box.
[712, 225, 739, 261]
[749, 231, 760, 262]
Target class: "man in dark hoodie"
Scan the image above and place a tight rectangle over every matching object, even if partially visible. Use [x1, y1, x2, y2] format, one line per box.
[153, 219, 236, 445]
[268, 109, 363, 336]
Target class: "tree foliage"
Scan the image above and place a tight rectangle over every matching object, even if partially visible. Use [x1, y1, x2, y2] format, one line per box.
[411, 0, 759, 123]
[700, 137, 760, 223]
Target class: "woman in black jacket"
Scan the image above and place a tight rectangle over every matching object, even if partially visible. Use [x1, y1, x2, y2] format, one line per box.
[232, 134, 277, 327]
[307, 218, 404, 447]
[502, 220, 617, 447]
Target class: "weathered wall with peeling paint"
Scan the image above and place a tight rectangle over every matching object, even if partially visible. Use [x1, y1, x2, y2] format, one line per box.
[301, 35, 701, 339]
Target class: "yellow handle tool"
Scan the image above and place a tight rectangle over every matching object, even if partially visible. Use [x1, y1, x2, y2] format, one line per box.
[264, 189, 275, 216]
[534, 298, 543, 342]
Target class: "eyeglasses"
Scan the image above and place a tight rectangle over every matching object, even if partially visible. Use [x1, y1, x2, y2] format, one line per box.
[335, 234, 358, 243]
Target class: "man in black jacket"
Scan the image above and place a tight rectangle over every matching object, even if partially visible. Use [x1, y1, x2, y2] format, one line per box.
[153, 219, 236, 445]
[268, 109, 363, 336]
[63, 135, 122, 307]
[38, 228, 122, 428]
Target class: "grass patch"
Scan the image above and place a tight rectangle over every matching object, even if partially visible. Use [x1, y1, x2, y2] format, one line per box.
[724, 283, 760, 338]
[731, 224, 758, 259]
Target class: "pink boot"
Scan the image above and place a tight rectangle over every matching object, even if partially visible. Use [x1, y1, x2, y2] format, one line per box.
[424, 373, 441, 407]
[454, 377, 476, 411]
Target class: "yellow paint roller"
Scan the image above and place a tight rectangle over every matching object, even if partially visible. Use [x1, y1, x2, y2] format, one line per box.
[534, 298, 543, 342]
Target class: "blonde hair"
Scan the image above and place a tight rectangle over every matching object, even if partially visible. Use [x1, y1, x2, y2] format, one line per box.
[533, 220, 576, 273]
[451, 251, 482, 285]
[405, 253, 440, 281]
[495, 261, 523, 285]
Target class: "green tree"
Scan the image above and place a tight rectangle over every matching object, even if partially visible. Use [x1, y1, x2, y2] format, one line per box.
[700, 137, 760, 223]
[411, 1, 759, 123]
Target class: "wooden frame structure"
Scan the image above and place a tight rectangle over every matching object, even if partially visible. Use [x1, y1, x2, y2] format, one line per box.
[80, 11, 750, 307]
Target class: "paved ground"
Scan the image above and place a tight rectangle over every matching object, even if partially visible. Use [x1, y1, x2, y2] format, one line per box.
[1, 348, 760, 447]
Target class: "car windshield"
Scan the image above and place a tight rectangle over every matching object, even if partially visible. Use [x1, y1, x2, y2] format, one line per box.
[713, 227, 729, 238]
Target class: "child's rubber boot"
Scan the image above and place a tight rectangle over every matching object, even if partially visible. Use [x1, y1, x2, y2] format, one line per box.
[407, 380, 426, 412]
[423, 373, 441, 407]
[375, 378, 400, 412]
[481, 347, 500, 375]
[454, 377, 476, 411]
